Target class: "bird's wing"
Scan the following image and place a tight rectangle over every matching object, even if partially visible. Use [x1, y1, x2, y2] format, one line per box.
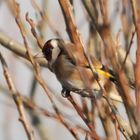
[61, 42, 115, 80]
[62, 42, 102, 67]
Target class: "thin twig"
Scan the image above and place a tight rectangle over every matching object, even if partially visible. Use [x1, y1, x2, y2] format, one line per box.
[130, 0, 140, 123]
[0, 31, 48, 67]
[14, 6, 80, 139]
[31, 0, 62, 37]
[26, 13, 44, 49]
[103, 96, 132, 140]
[122, 30, 135, 66]
[115, 120, 120, 140]
[67, 95, 100, 140]
[82, 0, 138, 135]
[98, 0, 109, 25]
[0, 52, 34, 140]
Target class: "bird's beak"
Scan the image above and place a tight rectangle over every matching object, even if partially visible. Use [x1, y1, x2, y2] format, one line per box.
[34, 50, 44, 59]
[34, 50, 53, 71]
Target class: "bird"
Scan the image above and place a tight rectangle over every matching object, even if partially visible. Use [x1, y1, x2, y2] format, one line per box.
[42, 39, 119, 99]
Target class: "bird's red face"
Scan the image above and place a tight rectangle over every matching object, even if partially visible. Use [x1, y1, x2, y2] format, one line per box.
[42, 39, 62, 67]
[42, 40, 53, 61]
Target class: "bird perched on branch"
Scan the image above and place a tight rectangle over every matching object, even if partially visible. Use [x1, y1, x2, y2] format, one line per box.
[42, 39, 121, 100]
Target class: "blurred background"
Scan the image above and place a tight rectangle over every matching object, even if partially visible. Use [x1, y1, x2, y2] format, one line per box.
[0, 0, 136, 140]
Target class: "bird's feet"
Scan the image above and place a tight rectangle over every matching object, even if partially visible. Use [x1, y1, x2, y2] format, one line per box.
[61, 88, 70, 98]
[74, 89, 103, 99]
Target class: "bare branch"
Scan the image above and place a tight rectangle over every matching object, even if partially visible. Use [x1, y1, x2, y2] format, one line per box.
[0, 52, 34, 140]
[0, 31, 48, 67]
[130, 0, 140, 123]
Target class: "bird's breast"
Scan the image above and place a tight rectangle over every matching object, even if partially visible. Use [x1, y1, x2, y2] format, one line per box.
[51, 55, 102, 91]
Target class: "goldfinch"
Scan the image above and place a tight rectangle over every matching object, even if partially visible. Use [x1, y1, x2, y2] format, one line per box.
[42, 39, 119, 99]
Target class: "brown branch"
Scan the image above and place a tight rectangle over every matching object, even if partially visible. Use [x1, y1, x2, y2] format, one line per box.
[58, 0, 85, 50]
[31, 0, 62, 38]
[34, 64, 80, 140]
[82, 0, 139, 135]
[14, 6, 50, 140]
[23, 95, 80, 140]
[130, 0, 140, 122]
[33, 64, 80, 140]
[58, 0, 104, 90]
[14, 4, 80, 139]
[58, 2, 98, 92]
[26, 13, 44, 49]
[82, 0, 98, 29]
[105, 98, 133, 140]
[0, 85, 87, 136]
[0, 52, 34, 140]
[115, 120, 120, 140]
[122, 30, 135, 66]
[121, 0, 132, 48]
[98, 0, 109, 25]
[0, 31, 48, 67]
[67, 95, 101, 140]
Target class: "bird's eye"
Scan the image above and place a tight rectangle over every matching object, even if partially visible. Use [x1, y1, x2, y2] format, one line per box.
[44, 47, 52, 56]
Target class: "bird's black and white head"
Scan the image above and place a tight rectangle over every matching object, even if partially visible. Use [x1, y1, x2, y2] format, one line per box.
[42, 39, 64, 65]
